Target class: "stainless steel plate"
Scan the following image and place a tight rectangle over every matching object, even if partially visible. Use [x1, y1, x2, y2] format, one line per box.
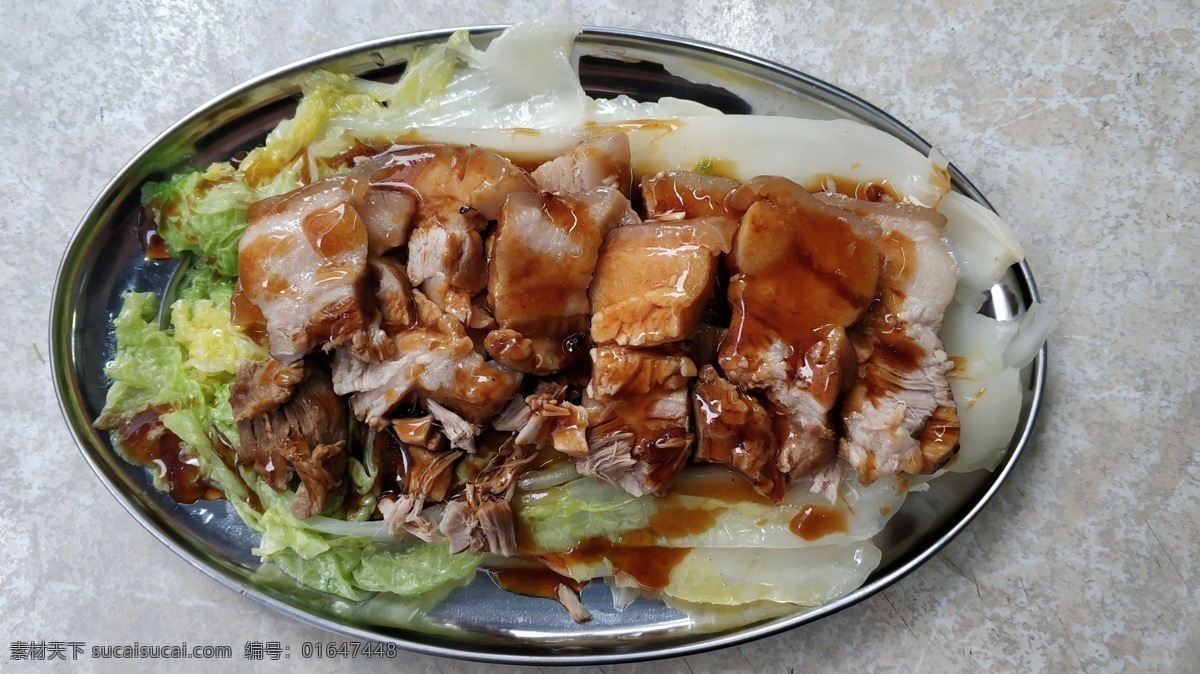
[51, 26, 1045, 665]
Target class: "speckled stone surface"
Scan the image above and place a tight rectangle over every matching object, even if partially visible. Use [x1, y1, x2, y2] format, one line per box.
[3, 0, 1197, 671]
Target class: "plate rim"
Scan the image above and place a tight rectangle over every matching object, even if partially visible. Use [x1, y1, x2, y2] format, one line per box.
[50, 23, 1047, 666]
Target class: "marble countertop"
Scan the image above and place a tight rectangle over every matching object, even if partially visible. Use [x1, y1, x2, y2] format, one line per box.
[4, 1, 1197, 671]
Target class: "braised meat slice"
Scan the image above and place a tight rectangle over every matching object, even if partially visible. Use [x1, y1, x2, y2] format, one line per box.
[229, 358, 304, 422]
[818, 194, 961, 482]
[405, 215, 488, 325]
[232, 361, 348, 519]
[368, 256, 416, 334]
[354, 146, 538, 321]
[354, 145, 538, 225]
[440, 444, 539, 556]
[238, 176, 373, 364]
[332, 291, 522, 430]
[426, 399, 482, 453]
[719, 177, 880, 478]
[485, 188, 634, 373]
[692, 365, 784, 501]
[355, 188, 417, 256]
[640, 170, 744, 220]
[493, 382, 589, 457]
[532, 133, 632, 196]
[579, 346, 696, 497]
[589, 217, 736, 347]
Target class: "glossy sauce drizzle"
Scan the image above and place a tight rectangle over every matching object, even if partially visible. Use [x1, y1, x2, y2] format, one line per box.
[135, 207, 171, 260]
[487, 566, 586, 600]
[544, 538, 689, 591]
[117, 408, 220, 503]
[788, 504, 848, 541]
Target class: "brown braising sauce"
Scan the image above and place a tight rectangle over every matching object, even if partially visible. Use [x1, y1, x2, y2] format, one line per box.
[212, 433, 263, 512]
[543, 538, 689, 591]
[135, 207, 171, 260]
[323, 138, 385, 171]
[640, 170, 743, 220]
[373, 426, 410, 496]
[788, 504, 849, 541]
[645, 503, 722, 540]
[618, 502, 723, 548]
[117, 408, 220, 503]
[229, 278, 268, 345]
[559, 331, 593, 382]
[487, 566, 586, 600]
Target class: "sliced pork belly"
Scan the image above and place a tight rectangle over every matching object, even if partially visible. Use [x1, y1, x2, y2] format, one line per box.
[485, 188, 633, 374]
[589, 217, 736, 347]
[354, 145, 538, 320]
[354, 145, 538, 224]
[332, 291, 521, 430]
[580, 346, 696, 497]
[405, 215, 488, 325]
[230, 278, 268, 345]
[532, 133, 632, 196]
[692, 365, 784, 501]
[356, 188, 417, 256]
[818, 193, 961, 482]
[640, 170, 744, 219]
[232, 361, 348, 519]
[239, 176, 373, 364]
[718, 177, 880, 478]
[345, 256, 418, 362]
[368, 256, 416, 333]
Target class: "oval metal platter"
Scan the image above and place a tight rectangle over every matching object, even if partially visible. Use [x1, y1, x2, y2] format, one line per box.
[51, 25, 1045, 665]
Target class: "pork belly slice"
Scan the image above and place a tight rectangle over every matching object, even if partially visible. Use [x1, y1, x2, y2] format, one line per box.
[405, 214, 489, 326]
[485, 188, 634, 373]
[354, 145, 539, 321]
[718, 177, 880, 478]
[355, 187, 417, 256]
[232, 361, 348, 519]
[692, 365, 785, 502]
[818, 193, 961, 482]
[532, 133, 632, 196]
[239, 176, 373, 364]
[440, 444, 539, 556]
[368, 256, 416, 334]
[580, 346, 696, 497]
[640, 170, 744, 219]
[332, 291, 522, 431]
[345, 256, 418, 363]
[354, 144, 538, 223]
[589, 217, 736, 347]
